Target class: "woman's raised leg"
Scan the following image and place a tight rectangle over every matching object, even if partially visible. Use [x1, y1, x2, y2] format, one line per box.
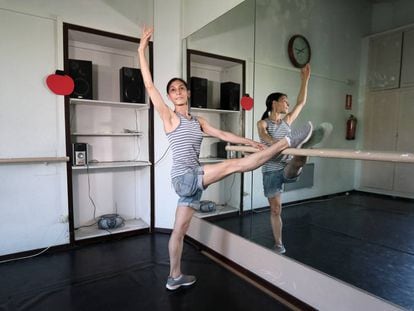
[202, 137, 289, 187]
[202, 121, 313, 188]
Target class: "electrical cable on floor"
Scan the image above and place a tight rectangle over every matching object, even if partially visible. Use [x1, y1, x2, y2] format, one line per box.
[0, 225, 68, 264]
[74, 221, 98, 230]
[74, 164, 99, 231]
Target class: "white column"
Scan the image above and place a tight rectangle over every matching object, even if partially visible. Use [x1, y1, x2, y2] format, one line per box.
[153, 0, 182, 228]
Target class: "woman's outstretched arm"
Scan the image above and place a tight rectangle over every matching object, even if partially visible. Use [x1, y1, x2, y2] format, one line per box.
[198, 116, 265, 150]
[284, 63, 310, 125]
[138, 26, 176, 131]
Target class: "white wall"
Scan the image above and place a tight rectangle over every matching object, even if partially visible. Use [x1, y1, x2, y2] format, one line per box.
[0, 0, 153, 37]
[0, 0, 153, 256]
[182, 0, 244, 38]
[0, 8, 69, 255]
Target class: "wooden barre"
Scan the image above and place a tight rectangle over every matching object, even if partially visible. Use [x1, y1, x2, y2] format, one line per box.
[0, 157, 70, 164]
[225, 145, 414, 163]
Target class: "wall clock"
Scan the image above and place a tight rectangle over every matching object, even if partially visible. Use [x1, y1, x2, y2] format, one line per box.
[288, 34, 311, 68]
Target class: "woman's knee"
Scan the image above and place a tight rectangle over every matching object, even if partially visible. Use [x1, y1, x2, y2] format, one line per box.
[292, 156, 307, 167]
[172, 222, 190, 238]
[270, 205, 282, 216]
[269, 198, 282, 215]
[173, 211, 193, 237]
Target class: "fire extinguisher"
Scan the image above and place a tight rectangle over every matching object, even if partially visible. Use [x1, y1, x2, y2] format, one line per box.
[346, 114, 357, 140]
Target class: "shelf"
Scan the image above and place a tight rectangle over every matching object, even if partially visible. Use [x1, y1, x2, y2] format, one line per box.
[194, 204, 238, 219]
[75, 218, 149, 241]
[70, 98, 149, 110]
[72, 161, 151, 170]
[71, 132, 143, 137]
[200, 157, 227, 164]
[191, 107, 240, 114]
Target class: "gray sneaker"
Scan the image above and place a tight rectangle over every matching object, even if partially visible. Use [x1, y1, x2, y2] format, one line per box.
[166, 274, 196, 290]
[273, 244, 286, 254]
[302, 122, 333, 149]
[288, 121, 313, 148]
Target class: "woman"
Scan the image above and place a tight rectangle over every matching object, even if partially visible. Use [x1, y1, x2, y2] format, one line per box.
[257, 64, 331, 254]
[138, 26, 312, 290]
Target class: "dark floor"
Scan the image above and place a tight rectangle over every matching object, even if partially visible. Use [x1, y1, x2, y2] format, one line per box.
[0, 233, 290, 311]
[210, 191, 414, 310]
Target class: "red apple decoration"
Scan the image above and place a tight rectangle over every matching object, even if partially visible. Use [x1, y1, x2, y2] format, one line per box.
[46, 70, 74, 95]
[241, 94, 254, 111]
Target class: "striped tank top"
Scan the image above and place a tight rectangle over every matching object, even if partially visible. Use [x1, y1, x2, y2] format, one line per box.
[166, 112, 203, 179]
[260, 119, 291, 173]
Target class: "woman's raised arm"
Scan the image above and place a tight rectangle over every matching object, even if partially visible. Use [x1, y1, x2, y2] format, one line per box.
[138, 26, 175, 130]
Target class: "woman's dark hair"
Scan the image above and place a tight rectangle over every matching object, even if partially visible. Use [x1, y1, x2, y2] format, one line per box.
[260, 92, 287, 120]
[166, 77, 188, 94]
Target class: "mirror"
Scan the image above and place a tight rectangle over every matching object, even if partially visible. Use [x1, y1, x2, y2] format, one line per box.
[185, 0, 256, 219]
[185, 0, 414, 309]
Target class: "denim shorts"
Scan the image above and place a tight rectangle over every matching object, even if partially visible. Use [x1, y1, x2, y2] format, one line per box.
[262, 169, 299, 198]
[171, 166, 205, 210]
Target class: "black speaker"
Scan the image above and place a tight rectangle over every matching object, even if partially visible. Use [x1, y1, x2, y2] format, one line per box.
[120, 67, 145, 103]
[72, 143, 87, 166]
[68, 59, 93, 99]
[220, 82, 240, 111]
[190, 77, 208, 108]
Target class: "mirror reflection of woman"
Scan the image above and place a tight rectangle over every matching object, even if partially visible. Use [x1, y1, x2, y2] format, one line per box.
[138, 26, 312, 290]
[257, 64, 331, 254]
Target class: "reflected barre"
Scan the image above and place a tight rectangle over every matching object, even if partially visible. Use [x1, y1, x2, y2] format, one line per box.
[225, 145, 414, 163]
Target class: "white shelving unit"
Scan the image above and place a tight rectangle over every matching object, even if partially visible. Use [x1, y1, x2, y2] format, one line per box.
[187, 49, 246, 217]
[64, 24, 153, 242]
[75, 218, 149, 241]
[70, 98, 149, 109]
[72, 161, 151, 170]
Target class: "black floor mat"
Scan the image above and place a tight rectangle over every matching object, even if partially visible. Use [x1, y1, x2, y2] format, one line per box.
[0, 234, 289, 311]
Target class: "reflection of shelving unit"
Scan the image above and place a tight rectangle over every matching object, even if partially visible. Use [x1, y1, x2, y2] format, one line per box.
[63, 23, 153, 243]
[187, 49, 245, 217]
[193, 204, 237, 219]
